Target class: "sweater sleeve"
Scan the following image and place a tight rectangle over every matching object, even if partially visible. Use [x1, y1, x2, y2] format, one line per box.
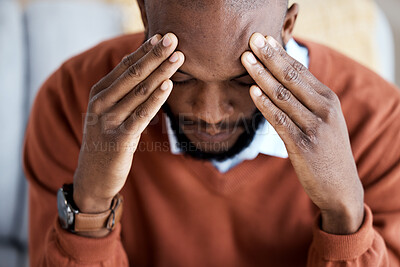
[306, 77, 400, 266]
[23, 56, 129, 266]
[307, 205, 390, 266]
[306, 127, 400, 266]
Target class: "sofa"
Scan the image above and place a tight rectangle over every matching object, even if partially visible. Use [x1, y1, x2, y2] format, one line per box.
[0, 0, 124, 265]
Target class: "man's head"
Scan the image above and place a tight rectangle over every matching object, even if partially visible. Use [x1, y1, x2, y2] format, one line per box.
[137, 0, 298, 161]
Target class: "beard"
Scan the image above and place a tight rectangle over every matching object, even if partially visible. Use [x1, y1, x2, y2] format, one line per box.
[162, 103, 265, 162]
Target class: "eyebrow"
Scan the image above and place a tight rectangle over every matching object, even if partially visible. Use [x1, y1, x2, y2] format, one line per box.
[176, 69, 250, 79]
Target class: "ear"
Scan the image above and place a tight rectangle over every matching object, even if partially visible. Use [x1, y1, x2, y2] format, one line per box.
[137, 0, 149, 37]
[281, 3, 299, 46]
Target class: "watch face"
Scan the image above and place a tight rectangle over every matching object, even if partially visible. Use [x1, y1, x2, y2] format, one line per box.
[57, 188, 71, 229]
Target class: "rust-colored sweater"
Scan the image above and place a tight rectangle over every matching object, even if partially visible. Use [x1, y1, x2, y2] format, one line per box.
[23, 32, 400, 266]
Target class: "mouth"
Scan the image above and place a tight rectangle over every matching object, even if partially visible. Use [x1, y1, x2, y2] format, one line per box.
[191, 129, 235, 142]
[181, 123, 243, 143]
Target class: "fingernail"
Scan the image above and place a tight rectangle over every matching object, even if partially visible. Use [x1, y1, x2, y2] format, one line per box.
[160, 80, 170, 91]
[252, 86, 262, 97]
[267, 36, 279, 50]
[169, 52, 179, 63]
[150, 34, 159, 46]
[253, 34, 265, 48]
[246, 53, 257, 65]
[162, 35, 172, 47]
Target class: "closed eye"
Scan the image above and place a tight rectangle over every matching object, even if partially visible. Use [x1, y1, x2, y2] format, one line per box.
[172, 79, 195, 86]
[234, 76, 255, 87]
[236, 81, 254, 87]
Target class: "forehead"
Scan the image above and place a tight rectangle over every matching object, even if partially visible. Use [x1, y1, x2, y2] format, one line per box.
[146, 2, 283, 80]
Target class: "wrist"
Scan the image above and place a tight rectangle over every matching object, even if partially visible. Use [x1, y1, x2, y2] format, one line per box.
[72, 191, 119, 238]
[320, 202, 365, 235]
[73, 185, 114, 214]
[58, 183, 123, 238]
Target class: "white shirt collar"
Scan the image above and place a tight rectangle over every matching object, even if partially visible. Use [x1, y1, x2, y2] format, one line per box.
[165, 38, 309, 173]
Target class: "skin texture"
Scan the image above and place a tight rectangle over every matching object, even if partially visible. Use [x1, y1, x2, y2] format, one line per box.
[73, 0, 364, 237]
[241, 34, 364, 234]
[143, 1, 287, 154]
[73, 34, 185, 237]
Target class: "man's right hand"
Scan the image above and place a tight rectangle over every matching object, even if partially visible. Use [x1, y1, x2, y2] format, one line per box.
[73, 33, 184, 218]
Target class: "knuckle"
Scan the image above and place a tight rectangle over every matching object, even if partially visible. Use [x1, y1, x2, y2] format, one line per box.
[297, 133, 315, 152]
[303, 124, 319, 145]
[262, 45, 274, 60]
[91, 82, 102, 92]
[89, 84, 101, 98]
[126, 64, 142, 79]
[149, 91, 161, 103]
[122, 118, 141, 137]
[89, 96, 103, 114]
[274, 84, 291, 102]
[320, 86, 339, 102]
[143, 39, 154, 53]
[322, 102, 339, 122]
[256, 67, 265, 77]
[135, 105, 148, 119]
[324, 89, 336, 100]
[151, 44, 164, 58]
[134, 83, 148, 97]
[259, 95, 270, 108]
[122, 55, 134, 68]
[331, 91, 341, 106]
[284, 65, 299, 83]
[99, 114, 116, 132]
[157, 64, 169, 75]
[292, 61, 305, 73]
[273, 110, 288, 126]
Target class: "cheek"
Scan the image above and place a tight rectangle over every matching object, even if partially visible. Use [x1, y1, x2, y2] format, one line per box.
[166, 85, 257, 118]
[234, 88, 256, 108]
[165, 87, 191, 114]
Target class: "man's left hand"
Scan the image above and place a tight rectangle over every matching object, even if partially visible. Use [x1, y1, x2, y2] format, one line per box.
[241, 33, 364, 235]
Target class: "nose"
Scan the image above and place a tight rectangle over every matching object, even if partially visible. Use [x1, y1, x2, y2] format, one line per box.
[190, 83, 234, 125]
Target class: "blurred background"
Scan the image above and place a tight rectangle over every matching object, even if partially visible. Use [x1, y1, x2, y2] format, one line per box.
[0, 0, 399, 266]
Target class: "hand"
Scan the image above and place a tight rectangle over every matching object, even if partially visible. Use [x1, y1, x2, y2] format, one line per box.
[241, 33, 364, 234]
[74, 33, 184, 217]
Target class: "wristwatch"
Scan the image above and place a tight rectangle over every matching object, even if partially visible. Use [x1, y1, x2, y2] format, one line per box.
[57, 184, 123, 232]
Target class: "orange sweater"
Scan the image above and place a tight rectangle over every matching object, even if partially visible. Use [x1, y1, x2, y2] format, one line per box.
[23, 32, 400, 266]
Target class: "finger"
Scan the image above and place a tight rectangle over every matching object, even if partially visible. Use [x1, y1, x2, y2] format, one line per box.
[249, 85, 312, 152]
[90, 34, 161, 98]
[91, 33, 178, 113]
[120, 79, 174, 135]
[106, 51, 184, 124]
[242, 51, 317, 133]
[248, 33, 329, 113]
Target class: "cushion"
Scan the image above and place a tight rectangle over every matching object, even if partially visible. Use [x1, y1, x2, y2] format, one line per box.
[25, 1, 124, 105]
[0, 1, 29, 266]
[0, 0, 26, 239]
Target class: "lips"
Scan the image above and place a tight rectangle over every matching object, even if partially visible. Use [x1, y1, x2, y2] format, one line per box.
[191, 130, 234, 142]
[180, 124, 237, 142]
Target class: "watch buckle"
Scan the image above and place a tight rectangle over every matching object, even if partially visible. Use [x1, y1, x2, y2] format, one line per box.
[106, 197, 122, 230]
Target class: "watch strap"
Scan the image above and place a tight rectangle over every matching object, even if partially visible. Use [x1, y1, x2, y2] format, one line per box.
[74, 194, 123, 232]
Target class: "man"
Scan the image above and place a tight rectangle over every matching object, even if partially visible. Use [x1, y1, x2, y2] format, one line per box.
[23, 0, 400, 266]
